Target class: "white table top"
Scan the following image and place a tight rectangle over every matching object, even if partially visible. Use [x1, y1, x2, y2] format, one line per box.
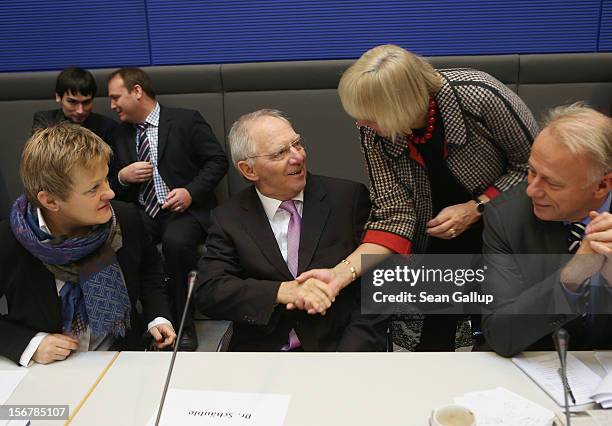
[71, 351, 591, 426]
[0, 351, 118, 426]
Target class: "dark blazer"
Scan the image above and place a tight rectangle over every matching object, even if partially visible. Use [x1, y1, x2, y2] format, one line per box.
[110, 105, 228, 228]
[481, 183, 612, 357]
[32, 109, 117, 145]
[0, 201, 173, 364]
[196, 174, 388, 351]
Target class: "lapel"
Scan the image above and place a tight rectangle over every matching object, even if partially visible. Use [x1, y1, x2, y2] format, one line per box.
[31, 259, 62, 329]
[125, 125, 138, 163]
[239, 188, 294, 280]
[156, 105, 172, 162]
[297, 175, 330, 273]
[537, 219, 569, 254]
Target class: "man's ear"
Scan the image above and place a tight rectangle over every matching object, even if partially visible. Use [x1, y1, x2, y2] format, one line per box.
[237, 161, 258, 183]
[37, 191, 60, 212]
[55, 93, 62, 103]
[132, 84, 143, 100]
[595, 171, 612, 198]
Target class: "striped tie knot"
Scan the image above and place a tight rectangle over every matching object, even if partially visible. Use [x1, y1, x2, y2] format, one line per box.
[567, 221, 586, 254]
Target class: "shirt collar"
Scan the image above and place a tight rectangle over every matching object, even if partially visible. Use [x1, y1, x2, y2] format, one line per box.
[37, 207, 53, 235]
[572, 192, 612, 226]
[143, 102, 160, 127]
[255, 188, 304, 222]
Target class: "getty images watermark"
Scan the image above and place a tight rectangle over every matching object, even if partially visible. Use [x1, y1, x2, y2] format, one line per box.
[370, 264, 491, 305]
[360, 253, 589, 315]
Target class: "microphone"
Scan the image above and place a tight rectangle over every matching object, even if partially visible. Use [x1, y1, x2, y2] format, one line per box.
[154, 270, 198, 426]
[554, 328, 569, 368]
[553, 328, 572, 426]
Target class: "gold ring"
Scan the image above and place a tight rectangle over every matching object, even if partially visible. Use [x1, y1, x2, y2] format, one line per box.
[450, 228, 456, 238]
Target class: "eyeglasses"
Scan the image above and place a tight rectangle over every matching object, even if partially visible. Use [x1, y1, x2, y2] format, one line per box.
[247, 136, 305, 161]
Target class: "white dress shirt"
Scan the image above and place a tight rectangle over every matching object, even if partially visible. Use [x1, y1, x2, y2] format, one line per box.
[255, 189, 304, 263]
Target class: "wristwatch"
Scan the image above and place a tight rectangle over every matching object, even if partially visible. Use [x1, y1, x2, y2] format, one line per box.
[475, 198, 486, 214]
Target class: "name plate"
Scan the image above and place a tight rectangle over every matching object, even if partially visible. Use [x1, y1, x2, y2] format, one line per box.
[148, 389, 291, 425]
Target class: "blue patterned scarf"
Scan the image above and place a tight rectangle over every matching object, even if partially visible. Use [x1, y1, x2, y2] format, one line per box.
[10, 195, 131, 338]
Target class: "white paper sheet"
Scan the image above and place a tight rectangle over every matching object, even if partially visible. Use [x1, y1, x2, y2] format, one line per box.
[454, 387, 555, 426]
[512, 353, 600, 408]
[147, 388, 290, 426]
[594, 352, 612, 374]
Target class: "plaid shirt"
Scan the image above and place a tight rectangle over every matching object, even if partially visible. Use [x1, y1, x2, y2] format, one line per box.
[136, 102, 170, 205]
[361, 69, 539, 254]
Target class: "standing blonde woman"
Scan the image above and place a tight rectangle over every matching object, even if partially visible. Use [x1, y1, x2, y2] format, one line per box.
[298, 44, 538, 350]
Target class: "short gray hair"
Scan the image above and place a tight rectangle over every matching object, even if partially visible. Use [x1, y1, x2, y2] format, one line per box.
[227, 109, 292, 169]
[543, 103, 612, 182]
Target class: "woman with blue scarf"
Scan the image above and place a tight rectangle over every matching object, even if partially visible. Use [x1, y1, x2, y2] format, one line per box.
[0, 123, 176, 366]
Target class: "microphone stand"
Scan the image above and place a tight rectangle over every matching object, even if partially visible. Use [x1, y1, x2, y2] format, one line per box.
[553, 328, 571, 426]
[154, 270, 198, 426]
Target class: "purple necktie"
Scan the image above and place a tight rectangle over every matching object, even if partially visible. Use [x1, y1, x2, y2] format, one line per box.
[279, 200, 302, 351]
[279, 200, 301, 278]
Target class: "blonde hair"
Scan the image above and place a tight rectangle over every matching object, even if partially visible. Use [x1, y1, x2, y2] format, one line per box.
[338, 44, 442, 140]
[543, 103, 612, 182]
[20, 123, 112, 207]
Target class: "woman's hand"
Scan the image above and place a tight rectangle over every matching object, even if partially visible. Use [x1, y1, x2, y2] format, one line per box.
[426, 201, 481, 240]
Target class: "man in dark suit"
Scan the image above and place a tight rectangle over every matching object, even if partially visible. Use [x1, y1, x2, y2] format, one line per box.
[482, 104, 612, 356]
[108, 67, 228, 351]
[1, 123, 175, 366]
[32, 67, 116, 144]
[196, 109, 388, 351]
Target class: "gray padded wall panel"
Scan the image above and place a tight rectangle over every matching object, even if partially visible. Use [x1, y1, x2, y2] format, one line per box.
[224, 89, 367, 195]
[222, 60, 352, 91]
[0, 70, 60, 101]
[519, 53, 612, 84]
[518, 83, 612, 123]
[0, 99, 59, 208]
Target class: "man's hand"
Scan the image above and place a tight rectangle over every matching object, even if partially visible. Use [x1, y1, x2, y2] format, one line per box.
[560, 212, 608, 291]
[586, 211, 612, 257]
[119, 161, 153, 184]
[585, 211, 612, 285]
[32, 334, 78, 365]
[149, 324, 176, 349]
[426, 201, 481, 240]
[162, 188, 192, 213]
[277, 279, 334, 315]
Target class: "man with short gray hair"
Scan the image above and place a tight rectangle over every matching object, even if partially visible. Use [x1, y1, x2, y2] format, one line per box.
[196, 109, 388, 351]
[482, 104, 612, 356]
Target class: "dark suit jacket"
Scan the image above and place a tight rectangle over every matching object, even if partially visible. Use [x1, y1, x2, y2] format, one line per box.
[0, 201, 173, 364]
[32, 109, 117, 145]
[110, 105, 228, 229]
[196, 174, 388, 351]
[481, 182, 612, 357]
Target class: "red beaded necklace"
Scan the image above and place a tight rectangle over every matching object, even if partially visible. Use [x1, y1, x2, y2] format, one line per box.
[407, 99, 437, 144]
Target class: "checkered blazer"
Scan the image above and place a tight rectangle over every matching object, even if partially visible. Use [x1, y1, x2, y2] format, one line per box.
[361, 68, 539, 254]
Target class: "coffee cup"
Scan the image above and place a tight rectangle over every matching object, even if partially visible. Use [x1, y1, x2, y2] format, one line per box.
[429, 404, 476, 426]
